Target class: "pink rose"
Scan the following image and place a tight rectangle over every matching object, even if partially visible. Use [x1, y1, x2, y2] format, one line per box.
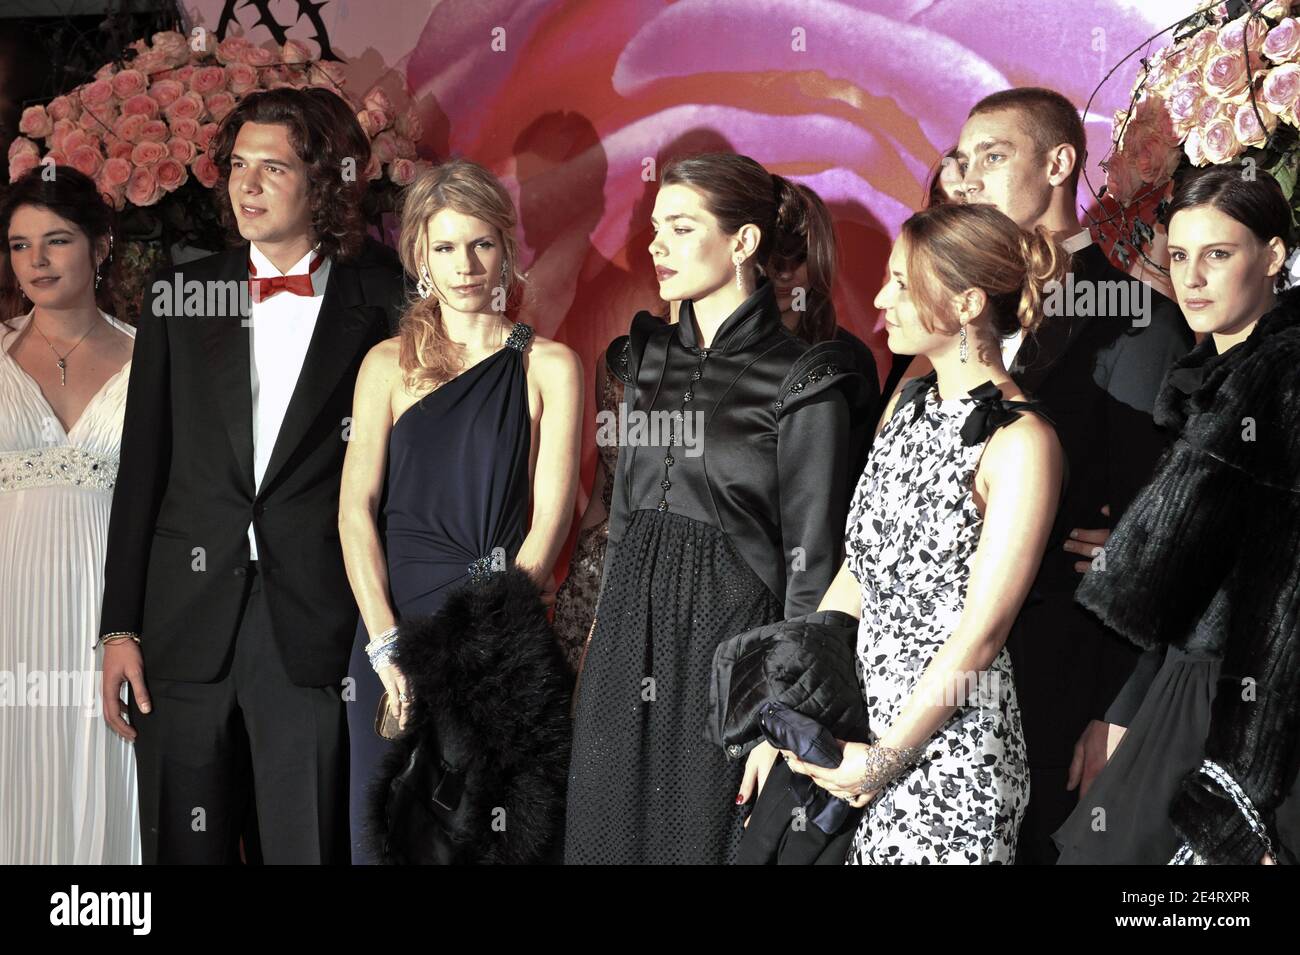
[226, 62, 258, 95]
[151, 30, 192, 66]
[95, 173, 126, 211]
[395, 110, 422, 143]
[45, 149, 68, 167]
[1196, 94, 1227, 126]
[205, 92, 237, 122]
[113, 112, 149, 144]
[7, 136, 39, 162]
[138, 120, 169, 143]
[282, 39, 316, 64]
[49, 119, 78, 151]
[170, 116, 201, 142]
[111, 69, 148, 100]
[371, 131, 398, 164]
[195, 123, 220, 151]
[62, 128, 93, 153]
[1189, 27, 1221, 64]
[130, 140, 168, 165]
[46, 94, 80, 123]
[216, 37, 251, 66]
[1233, 101, 1276, 147]
[78, 102, 118, 134]
[67, 144, 104, 178]
[1184, 127, 1207, 167]
[363, 153, 383, 181]
[356, 108, 389, 137]
[310, 60, 348, 89]
[155, 157, 188, 192]
[122, 93, 160, 119]
[80, 79, 115, 109]
[1134, 135, 1182, 184]
[148, 78, 185, 109]
[107, 140, 135, 161]
[190, 66, 227, 96]
[393, 135, 417, 160]
[93, 63, 117, 81]
[388, 157, 418, 186]
[240, 45, 276, 68]
[1201, 116, 1245, 163]
[126, 165, 163, 207]
[171, 64, 196, 85]
[362, 86, 394, 115]
[1262, 1, 1293, 17]
[9, 151, 40, 182]
[192, 152, 220, 189]
[1204, 52, 1256, 103]
[1264, 17, 1300, 64]
[1262, 63, 1300, 114]
[1168, 85, 1201, 135]
[1218, 15, 1268, 55]
[164, 92, 206, 124]
[167, 137, 197, 164]
[18, 105, 53, 140]
[131, 51, 167, 78]
[1104, 152, 1142, 205]
[101, 155, 132, 187]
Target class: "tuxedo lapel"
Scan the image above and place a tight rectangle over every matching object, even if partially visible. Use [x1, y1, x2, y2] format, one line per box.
[198, 245, 256, 494]
[258, 258, 380, 493]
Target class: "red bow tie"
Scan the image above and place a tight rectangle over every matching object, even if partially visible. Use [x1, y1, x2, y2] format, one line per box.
[248, 253, 323, 303]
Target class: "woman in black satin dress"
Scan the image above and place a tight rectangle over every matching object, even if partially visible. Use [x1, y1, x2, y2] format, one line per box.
[563, 154, 872, 864]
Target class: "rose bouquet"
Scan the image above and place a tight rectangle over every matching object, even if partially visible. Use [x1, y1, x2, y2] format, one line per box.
[1098, 1, 1300, 279]
[7, 29, 428, 320]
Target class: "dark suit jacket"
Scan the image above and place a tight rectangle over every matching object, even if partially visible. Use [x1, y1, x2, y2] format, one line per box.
[1006, 241, 1194, 766]
[99, 239, 404, 687]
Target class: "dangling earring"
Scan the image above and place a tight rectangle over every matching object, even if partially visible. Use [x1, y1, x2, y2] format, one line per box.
[94, 263, 102, 291]
[500, 260, 509, 294]
[959, 324, 969, 364]
[416, 264, 433, 300]
[735, 259, 744, 292]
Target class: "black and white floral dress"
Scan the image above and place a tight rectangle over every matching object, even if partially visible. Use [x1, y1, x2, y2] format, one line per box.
[844, 372, 1041, 864]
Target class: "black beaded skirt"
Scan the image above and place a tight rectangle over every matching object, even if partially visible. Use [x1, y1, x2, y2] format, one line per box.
[564, 508, 783, 864]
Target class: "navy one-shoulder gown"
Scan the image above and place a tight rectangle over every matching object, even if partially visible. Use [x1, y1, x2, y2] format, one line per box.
[347, 322, 533, 863]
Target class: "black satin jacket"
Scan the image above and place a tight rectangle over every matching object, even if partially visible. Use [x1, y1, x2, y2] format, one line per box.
[601, 281, 873, 618]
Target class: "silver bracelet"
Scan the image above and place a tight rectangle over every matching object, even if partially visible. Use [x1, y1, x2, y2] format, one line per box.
[856, 743, 926, 795]
[365, 625, 400, 670]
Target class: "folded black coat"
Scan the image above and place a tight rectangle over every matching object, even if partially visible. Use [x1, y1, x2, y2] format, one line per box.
[707, 609, 868, 757]
[365, 568, 572, 865]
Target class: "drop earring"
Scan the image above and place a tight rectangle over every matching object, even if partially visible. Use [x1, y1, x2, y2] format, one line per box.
[94, 263, 102, 291]
[417, 264, 433, 300]
[735, 259, 744, 292]
[959, 324, 969, 364]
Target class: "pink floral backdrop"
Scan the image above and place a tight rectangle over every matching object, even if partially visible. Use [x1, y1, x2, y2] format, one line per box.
[182, 0, 1198, 528]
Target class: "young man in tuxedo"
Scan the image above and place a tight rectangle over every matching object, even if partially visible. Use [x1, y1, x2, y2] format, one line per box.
[98, 87, 404, 864]
[954, 87, 1194, 864]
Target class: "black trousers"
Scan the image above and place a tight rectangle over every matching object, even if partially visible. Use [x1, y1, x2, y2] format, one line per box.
[128, 562, 350, 864]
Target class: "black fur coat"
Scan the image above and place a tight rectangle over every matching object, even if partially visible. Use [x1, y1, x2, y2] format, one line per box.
[365, 568, 572, 864]
[1075, 289, 1300, 865]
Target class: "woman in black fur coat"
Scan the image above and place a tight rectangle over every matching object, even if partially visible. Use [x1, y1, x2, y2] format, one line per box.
[1055, 166, 1300, 865]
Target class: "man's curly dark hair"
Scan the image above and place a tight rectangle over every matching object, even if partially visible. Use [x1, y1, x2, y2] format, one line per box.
[209, 87, 371, 261]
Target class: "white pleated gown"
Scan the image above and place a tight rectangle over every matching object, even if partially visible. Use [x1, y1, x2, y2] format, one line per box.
[0, 310, 140, 864]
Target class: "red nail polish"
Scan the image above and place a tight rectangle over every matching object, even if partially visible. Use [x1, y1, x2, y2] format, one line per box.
[735, 794, 744, 804]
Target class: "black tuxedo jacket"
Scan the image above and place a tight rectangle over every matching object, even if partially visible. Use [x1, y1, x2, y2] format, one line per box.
[99, 240, 404, 687]
[1007, 242, 1194, 764]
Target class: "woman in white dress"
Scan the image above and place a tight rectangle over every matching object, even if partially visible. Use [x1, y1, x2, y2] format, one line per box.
[0, 167, 139, 864]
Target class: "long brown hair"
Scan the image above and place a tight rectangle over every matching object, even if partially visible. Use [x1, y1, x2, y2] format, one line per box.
[209, 87, 371, 261]
[395, 159, 525, 392]
[900, 203, 1068, 355]
[1, 166, 117, 330]
[768, 182, 838, 343]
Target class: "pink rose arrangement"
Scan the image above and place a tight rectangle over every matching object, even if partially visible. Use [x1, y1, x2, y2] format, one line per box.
[12, 28, 429, 219]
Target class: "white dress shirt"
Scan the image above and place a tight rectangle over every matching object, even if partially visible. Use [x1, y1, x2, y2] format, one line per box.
[245, 243, 331, 560]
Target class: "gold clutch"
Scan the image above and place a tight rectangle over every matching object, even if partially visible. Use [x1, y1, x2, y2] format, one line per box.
[375, 690, 402, 740]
